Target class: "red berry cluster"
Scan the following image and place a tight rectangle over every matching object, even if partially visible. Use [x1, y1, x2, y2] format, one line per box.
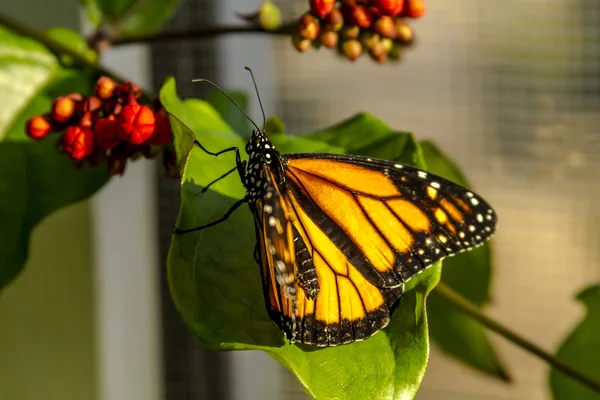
[293, 0, 425, 63]
[25, 76, 173, 175]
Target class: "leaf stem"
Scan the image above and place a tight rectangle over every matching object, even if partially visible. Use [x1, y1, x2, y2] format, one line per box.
[111, 23, 295, 46]
[435, 282, 600, 393]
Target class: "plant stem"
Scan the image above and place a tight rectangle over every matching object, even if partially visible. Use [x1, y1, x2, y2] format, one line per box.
[435, 282, 600, 393]
[113, 23, 295, 46]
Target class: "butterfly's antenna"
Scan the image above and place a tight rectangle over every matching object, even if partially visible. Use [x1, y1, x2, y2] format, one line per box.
[244, 66, 267, 132]
[191, 78, 261, 133]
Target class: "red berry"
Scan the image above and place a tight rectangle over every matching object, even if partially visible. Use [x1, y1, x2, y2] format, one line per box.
[95, 76, 117, 100]
[62, 126, 94, 160]
[403, 0, 426, 18]
[116, 82, 142, 101]
[51, 97, 76, 122]
[342, 3, 373, 28]
[119, 100, 156, 145]
[324, 8, 344, 31]
[372, 0, 404, 16]
[310, 0, 335, 18]
[147, 109, 173, 146]
[79, 96, 103, 115]
[26, 115, 52, 140]
[94, 118, 123, 150]
[374, 15, 397, 39]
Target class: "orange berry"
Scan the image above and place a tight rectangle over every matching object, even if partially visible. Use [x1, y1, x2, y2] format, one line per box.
[324, 8, 344, 31]
[403, 0, 426, 19]
[26, 115, 52, 140]
[372, 0, 404, 16]
[62, 126, 94, 160]
[51, 97, 76, 123]
[95, 76, 117, 100]
[147, 109, 173, 146]
[310, 0, 335, 18]
[374, 16, 397, 39]
[341, 39, 363, 61]
[394, 18, 413, 43]
[320, 29, 339, 48]
[297, 13, 321, 40]
[292, 33, 312, 52]
[119, 101, 156, 145]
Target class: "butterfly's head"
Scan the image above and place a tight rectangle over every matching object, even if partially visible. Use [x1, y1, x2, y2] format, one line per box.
[245, 129, 278, 164]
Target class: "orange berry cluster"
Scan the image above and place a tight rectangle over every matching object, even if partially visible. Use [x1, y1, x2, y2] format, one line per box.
[293, 0, 425, 63]
[26, 76, 173, 175]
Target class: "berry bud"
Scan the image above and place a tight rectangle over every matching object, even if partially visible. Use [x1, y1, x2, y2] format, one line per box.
[258, 0, 282, 31]
[80, 111, 94, 128]
[349, 5, 373, 28]
[403, 0, 426, 19]
[51, 97, 76, 123]
[368, 41, 388, 63]
[94, 118, 123, 150]
[340, 25, 360, 40]
[119, 99, 155, 145]
[324, 8, 344, 31]
[292, 33, 312, 52]
[79, 96, 102, 116]
[65, 92, 84, 102]
[341, 39, 363, 61]
[297, 13, 320, 40]
[395, 18, 413, 43]
[62, 126, 94, 160]
[360, 31, 380, 51]
[320, 29, 339, 49]
[26, 115, 52, 140]
[147, 109, 173, 146]
[310, 0, 335, 18]
[95, 76, 117, 100]
[372, 0, 404, 16]
[374, 15, 397, 39]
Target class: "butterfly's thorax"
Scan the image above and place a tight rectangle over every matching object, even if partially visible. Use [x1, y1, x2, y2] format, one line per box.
[243, 130, 282, 201]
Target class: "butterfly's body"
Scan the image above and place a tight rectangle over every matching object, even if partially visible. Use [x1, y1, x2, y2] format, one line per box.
[176, 70, 498, 347]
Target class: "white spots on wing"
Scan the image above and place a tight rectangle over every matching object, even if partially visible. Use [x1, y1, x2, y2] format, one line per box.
[475, 235, 481, 240]
[438, 234, 448, 244]
[466, 192, 474, 198]
[394, 164, 403, 169]
[265, 144, 270, 149]
[477, 214, 484, 223]
[417, 249, 425, 255]
[470, 198, 479, 206]
[487, 209, 493, 214]
[463, 241, 470, 246]
[367, 158, 373, 162]
[263, 205, 273, 214]
[486, 214, 493, 221]
[485, 226, 492, 232]
[425, 238, 432, 245]
[435, 248, 440, 254]
[430, 181, 441, 189]
[268, 216, 277, 227]
[469, 225, 476, 232]
[266, 192, 273, 199]
[458, 232, 466, 239]
[417, 171, 427, 179]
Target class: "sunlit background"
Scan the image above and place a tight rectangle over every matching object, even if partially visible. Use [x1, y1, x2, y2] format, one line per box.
[1, 0, 599, 399]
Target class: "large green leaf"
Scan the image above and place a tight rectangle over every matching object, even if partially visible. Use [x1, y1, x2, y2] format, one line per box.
[550, 285, 600, 400]
[81, 0, 181, 37]
[420, 141, 509, 381]
[163, 78, 440, 399]
[0, 26, 110, 290]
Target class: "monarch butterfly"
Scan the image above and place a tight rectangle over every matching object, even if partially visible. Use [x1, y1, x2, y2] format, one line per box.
[175, 68, 497, 347]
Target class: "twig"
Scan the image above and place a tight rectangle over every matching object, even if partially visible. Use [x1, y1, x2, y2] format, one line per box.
[435, 282, 600, 394]
[112, 23, 296, 46]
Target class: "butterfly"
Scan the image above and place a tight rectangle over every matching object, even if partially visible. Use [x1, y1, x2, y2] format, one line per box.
[174, 68, 498, 347]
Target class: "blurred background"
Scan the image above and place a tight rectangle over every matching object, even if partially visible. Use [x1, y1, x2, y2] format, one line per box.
[1, 0, 600, 399]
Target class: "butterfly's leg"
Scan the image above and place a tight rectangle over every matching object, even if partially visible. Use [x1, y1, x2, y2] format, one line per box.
[197, 166, 237, 198]
[173, 197, 248, 235]
[192, 140, 247, 198]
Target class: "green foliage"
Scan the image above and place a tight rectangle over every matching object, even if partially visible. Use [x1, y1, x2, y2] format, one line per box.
[81, 0, 181, 37]
[0, 26, 110, 291]
[420, 141, 509, 381]
[550, 285, 600, 399]
[162, 77, 440, 399]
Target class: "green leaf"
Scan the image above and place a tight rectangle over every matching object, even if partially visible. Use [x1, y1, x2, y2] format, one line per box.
[81, 0, 181, 37]
[550, 285, 600, 400]
[163, 79, 440, 399]
[0, 27, 110, 290]
[46, 27, 97, 64]
[420, 140, 509, 381]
